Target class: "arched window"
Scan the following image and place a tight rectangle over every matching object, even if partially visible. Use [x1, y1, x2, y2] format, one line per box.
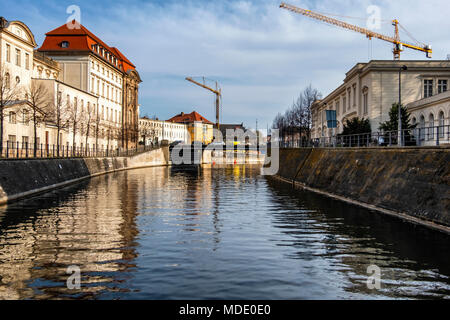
[5, 73, 10, 89]
[362, 86, 369, 115]
[15, 76, 20, 84]
[22, 109, 29, 125]
[428, 113, 435, 140]
[438, 111, 445, 138]
[419, 115, 425, 141]
[8, 111, 16, 124]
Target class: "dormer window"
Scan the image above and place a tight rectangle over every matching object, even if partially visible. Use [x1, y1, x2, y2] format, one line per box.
[61, 41, 70, 48]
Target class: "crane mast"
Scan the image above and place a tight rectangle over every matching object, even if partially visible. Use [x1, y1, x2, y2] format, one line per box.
[186, 77, 222, 130]
[280, 2, 432, 60]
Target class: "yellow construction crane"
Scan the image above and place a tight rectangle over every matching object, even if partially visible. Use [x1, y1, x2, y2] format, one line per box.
[280, 2, 432, 60]
[186, 77, 222, 129]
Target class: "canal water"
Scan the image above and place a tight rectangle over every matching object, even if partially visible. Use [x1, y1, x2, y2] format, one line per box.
[0, 166, 448, 300]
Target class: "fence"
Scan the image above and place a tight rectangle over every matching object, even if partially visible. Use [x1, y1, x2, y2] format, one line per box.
[0, 141, 160, 159]
[278, 125, 450, 148]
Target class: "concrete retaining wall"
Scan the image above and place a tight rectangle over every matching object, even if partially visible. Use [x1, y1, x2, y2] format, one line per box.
[273, 147, 450, 232]
[0, 147, 169, 205]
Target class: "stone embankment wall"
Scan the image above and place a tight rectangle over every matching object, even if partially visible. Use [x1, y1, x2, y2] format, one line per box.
[273, 147, 450, 233]
[0, 147, 169, 205]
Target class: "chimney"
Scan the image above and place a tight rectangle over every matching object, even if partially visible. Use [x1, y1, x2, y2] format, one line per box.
[181, 112, 185, 116]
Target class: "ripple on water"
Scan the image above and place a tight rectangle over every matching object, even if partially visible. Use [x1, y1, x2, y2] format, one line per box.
[0, 167, 448, 300]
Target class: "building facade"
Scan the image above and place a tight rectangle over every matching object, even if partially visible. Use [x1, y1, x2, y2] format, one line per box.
[167, 111, 214, 144]
[38, 22, 141, 149]
[139, 116, 189, 145]
[311, 60, 450, 139]
[1, 18, 142, 156]
[407, 90, 450, 146]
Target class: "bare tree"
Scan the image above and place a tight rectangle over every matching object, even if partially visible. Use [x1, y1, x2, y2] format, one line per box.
[272, 85, 322, 145]
[83, 102, 95, 155]
[24, 82, 53, 157]
[53, 88, 69, 156]
[301, 84, 322, 139]
[94, 106, 101, 153]
[66, 96, 83, 154]
[0, 64, 20, 155]
[139, 125, 156, 146]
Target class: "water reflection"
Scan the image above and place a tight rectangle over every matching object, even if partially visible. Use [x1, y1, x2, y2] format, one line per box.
[0, 174, 139, 299]
[0, 166, 448, 300]
[265, 179, 450, 299]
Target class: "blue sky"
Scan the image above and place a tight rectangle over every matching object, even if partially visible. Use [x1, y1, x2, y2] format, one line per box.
[2, 0, 450, 130]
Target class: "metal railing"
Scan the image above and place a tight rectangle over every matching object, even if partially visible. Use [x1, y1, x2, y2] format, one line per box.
[278, 125, 450, 148]
[0, 142, 161, 160]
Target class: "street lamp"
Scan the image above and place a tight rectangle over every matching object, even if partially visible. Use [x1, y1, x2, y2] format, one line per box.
[398, 65, 408, 146]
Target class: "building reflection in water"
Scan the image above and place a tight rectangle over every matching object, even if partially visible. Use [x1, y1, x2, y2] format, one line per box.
[0, 173, 140, 300]
[1, 165, 446, 300]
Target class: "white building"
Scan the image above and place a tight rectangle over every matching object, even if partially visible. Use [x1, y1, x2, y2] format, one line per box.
[139, 117, 189, 145]
[311, 60, 450, 140]
[407, 90, 450, 146]
[1, 17, 140, 156]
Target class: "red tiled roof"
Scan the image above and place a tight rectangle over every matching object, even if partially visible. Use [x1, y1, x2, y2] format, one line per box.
[38, 21, 135, 72]
[167, 111, 213, 124]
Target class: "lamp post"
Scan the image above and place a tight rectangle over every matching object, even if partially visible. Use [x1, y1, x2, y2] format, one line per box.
[398, 65, 408, 146]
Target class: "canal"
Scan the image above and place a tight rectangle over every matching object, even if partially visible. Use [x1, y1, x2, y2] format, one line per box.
[0, 166, 448, 300]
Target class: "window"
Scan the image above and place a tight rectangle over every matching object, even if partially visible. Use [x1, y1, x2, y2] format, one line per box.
[6, 44, 11, 62]
[335, 100, 340, 116]
[25, 53, 30, 70]
[91, 77, 95, 92]
[342, 96, 347, 113]
[5, 73, 10, 89]
[428, 113, 435, 140]
[8, 135, 16, 148]
[15, 49, 21, 67]
[22, 109, 29, 125]
[347, 88, 351, 110]
[353, 85, 357, 107]
[15, 76, 20, 84]
[438, 80, 447, 94]
[22, 136, 29, 147]
[61, 41, 70, 48]
[363, 91, 368, 115]
[97, 79, 100, 95]
[424, 80, 433, 98]
[8, 111, 16, 124]
[438, 111, 445, 138]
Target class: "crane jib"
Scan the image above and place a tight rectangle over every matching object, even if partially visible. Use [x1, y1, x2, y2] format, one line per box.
[280, 2, 432, 59]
